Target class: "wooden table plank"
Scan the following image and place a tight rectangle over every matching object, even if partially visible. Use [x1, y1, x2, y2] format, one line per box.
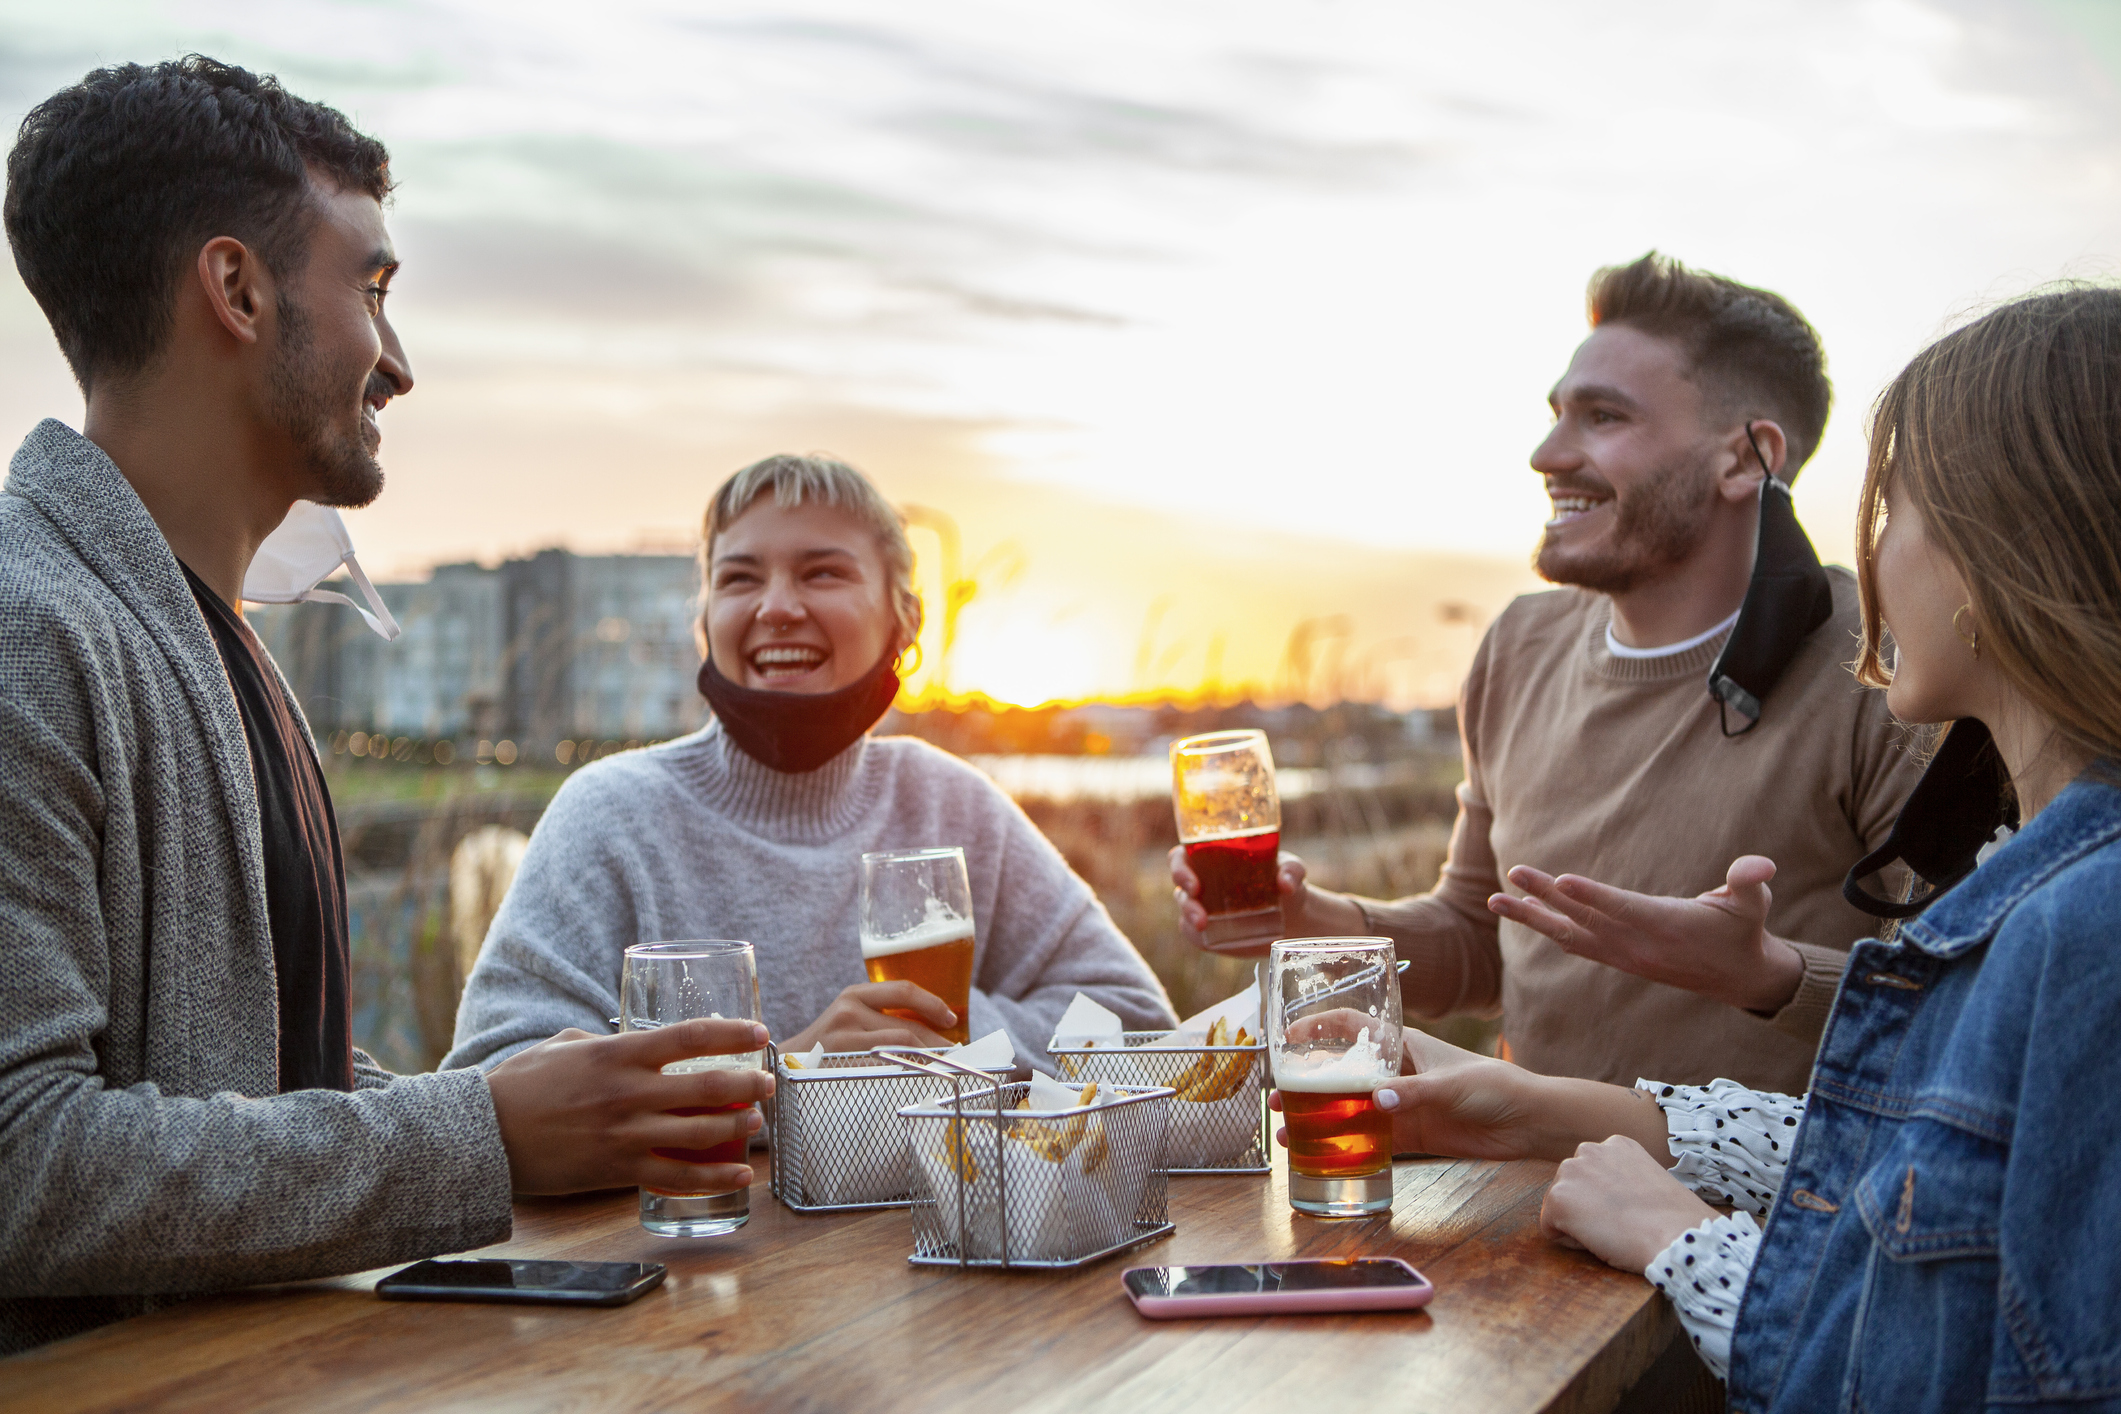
[2, 1157, 1672, 1414]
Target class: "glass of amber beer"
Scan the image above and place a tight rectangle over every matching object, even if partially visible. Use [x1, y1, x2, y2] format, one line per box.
[621, 939, 765, 1237]
[1269, 938, 1402, 1217]
[1171, 729, 1282, 953]
[859, 847, 976, 1045]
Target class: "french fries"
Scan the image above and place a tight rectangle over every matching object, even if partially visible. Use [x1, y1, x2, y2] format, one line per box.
[938, 1117, 980, 1182]
[1010, 1082, 1099, 1163]
[1166, 1016, 1257, 1103]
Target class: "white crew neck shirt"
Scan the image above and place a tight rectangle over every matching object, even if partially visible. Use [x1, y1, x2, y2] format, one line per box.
[1605, 607, 1743, 660]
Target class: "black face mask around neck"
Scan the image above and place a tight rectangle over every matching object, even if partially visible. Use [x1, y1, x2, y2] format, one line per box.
[696, 649, 901, 774]
[1843, 718, 2018, 919]
[1706, 472, 1836, 735]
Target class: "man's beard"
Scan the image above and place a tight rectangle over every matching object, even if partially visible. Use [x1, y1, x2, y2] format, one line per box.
[1534, 452, 1716, 594]
[268, 296, 385, 509]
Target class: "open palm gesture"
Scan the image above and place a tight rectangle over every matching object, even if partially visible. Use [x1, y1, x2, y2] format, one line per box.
[1487, 855, 1807, 1014]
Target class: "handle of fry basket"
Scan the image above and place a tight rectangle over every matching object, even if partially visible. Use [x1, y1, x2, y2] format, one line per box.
[872, 1046, 1010, 1103]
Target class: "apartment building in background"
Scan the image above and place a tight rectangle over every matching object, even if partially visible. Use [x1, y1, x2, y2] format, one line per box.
[252, 548, 707, 746]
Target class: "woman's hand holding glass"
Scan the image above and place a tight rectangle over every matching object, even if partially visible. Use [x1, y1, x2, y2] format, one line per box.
[785, 981, 960, 1053]
[1488, 854, 1808, 1015]
[1350, 1027, 1716, 1270]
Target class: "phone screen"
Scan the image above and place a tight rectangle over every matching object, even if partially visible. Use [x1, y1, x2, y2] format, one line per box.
[1124, 1260, 1423, 1299]
[378, 1259, 665, 1305]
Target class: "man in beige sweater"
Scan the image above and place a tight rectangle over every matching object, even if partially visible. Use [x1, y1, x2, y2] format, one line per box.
[1174, 253, 1920, 1094]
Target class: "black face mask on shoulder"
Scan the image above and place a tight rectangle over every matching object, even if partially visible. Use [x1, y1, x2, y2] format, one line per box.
[696, 649, 901, 774]
[1842, 719, 2019, 920]
[1705, 470, 1836, 736]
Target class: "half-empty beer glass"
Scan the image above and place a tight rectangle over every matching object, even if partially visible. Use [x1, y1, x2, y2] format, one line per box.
[860, 847, 975, 1045]
[1269, 938, 1402, 1217]
[621, 939, 764, 1237]
[1171, 730, 1282, 952]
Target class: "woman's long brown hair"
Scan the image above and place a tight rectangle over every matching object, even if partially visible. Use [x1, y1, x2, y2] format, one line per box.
[1854, 286, 2121, 774]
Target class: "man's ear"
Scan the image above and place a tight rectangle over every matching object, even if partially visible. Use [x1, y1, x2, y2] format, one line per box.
[196, 236, 273, 347]
[1719, 419, 1785, 502]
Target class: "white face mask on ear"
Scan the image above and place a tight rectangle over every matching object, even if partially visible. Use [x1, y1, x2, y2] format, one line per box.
[241, 500, 402, 642]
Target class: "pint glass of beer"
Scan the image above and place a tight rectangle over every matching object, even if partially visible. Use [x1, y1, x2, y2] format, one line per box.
[1269, 938, 1403, 1217]
[1171, 729, 1282, 953]
[859, 847, 976, 1045]
[621, 939, 765, 1237]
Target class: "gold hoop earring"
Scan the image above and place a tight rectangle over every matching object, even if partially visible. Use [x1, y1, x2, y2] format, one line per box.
[1952, 604, 1980, 658]
[895, 639, 924, 677]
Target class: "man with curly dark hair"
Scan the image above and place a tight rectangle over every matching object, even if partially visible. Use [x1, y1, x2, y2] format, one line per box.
[0, 56, 773, 1351]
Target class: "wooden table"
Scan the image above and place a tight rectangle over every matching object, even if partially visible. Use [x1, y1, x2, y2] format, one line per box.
[4, 1158, 1676, 1413]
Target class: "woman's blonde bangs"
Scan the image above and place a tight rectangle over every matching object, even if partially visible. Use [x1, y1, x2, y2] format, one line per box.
[699, 453, 926, 655]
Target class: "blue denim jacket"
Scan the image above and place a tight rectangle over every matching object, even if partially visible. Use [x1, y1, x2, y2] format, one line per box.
[1729, 772, 2121, 1412]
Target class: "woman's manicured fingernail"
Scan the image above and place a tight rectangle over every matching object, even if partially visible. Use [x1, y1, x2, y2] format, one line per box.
[1373, 1087, 1400, 1110]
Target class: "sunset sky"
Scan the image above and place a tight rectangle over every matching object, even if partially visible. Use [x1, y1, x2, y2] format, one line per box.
[4, 1, 2119, 706]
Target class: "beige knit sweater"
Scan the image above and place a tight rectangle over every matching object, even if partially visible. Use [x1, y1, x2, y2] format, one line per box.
[1365, 575, 1921, 1093]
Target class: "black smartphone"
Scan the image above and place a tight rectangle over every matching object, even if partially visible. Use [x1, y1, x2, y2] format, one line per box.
[376, 1259, 666, 1307]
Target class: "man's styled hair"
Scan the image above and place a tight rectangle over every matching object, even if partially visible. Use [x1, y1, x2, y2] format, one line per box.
[4, 55, 391, 392]
[1588, 252, 1833, 477]
[701, 453, 926, 656]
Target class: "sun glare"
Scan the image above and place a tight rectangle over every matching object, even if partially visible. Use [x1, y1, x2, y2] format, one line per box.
[931, 615, 1107, 709]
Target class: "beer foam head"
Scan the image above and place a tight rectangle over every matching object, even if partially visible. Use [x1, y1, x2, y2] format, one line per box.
[1271, 1026, 1396, 1092]
[860, 895, 974, 959]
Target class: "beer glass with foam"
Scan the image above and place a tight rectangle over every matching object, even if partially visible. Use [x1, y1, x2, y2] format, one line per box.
[1171, 730, 1282, 952]
[621, 939, 765, 1237]
[1269, 938, 1403, 1217]
[859, 847, 976, 1045]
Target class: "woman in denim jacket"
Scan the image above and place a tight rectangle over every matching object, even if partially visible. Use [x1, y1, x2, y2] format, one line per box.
[1356, 286, 2121, 1410]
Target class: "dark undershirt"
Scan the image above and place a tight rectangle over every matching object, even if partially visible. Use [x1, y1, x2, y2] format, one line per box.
[183, 564, 355, 1093]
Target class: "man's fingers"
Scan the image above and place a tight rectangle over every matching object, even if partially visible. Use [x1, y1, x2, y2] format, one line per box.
[1168, 846, 1200, 897]
[638, 1101, 763, 1154]
[1549, 873, 1649, 926]
[1724, 855, 1778, 913]
[617, 1017, 770, 1067]
[657, 1064, 776, 1111]
[638, 1158, 754, 1196]
[1727, 854, 1778, 890]
[1490, 893, 1592, 952]
[1505, 867, 1624, 932]
[1277, 853, 1307, 895]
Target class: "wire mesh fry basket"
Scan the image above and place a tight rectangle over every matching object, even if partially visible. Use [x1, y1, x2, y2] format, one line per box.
[768, 1046, 1013, 1213]
[882, 1050, 1176, 1270]
[1047, 1032, 1268, 1175]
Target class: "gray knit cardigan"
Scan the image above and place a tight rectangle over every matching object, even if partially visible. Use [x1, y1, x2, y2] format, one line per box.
[0, 421, 512, 1353]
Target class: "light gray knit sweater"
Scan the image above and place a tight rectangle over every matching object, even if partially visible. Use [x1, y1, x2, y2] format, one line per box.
[446, 724, 1175, 1071]
[0, 422, 512, 1354]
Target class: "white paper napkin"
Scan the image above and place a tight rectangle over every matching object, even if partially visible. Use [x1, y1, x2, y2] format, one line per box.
[940, 1028, 1015, 1072]
[1050, 993, 1124, 1049]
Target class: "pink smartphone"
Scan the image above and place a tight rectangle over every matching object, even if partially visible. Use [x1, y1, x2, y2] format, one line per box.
[1122, 1259, 1434, 1318]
